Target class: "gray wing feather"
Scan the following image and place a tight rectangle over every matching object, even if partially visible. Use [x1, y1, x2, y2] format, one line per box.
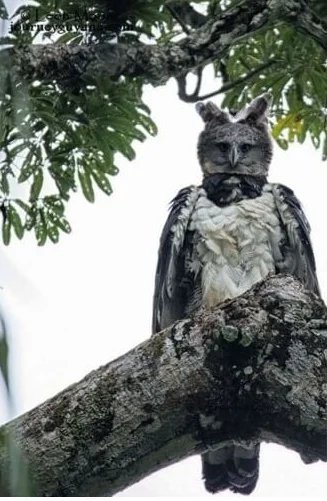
[271, 184, 320, 296]
[152, 186, 200, 334]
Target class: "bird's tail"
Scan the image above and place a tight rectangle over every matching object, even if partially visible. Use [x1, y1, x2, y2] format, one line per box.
[202, 443, 260, 495]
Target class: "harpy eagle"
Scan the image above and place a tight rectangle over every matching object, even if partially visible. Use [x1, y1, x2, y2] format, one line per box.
[152, 93, 320, 494]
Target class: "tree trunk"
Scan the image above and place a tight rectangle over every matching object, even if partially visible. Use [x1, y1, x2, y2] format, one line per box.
[0, 274, 326, 496]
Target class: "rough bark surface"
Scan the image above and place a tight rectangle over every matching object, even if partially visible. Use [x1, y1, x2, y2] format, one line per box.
[4, 0, 327, 87]
[0, 275, 326, 496]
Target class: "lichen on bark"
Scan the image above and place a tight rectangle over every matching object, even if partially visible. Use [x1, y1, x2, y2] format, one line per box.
[0, 274, 326, 496]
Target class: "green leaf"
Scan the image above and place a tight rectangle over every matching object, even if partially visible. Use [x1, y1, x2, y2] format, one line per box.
[91, 129, 114, 165]
[37, 111, 58, 126]
[55, 31, 82, 45]
[311, 134, 321, 149]
[2, 216, 11, 245]
[48, 165, 75, 200]
[25, 207, 36, 231]
[66, 34, 84, 46]
[44, 195, 64, 215]
[30, 169, 44, 201]
[106, 131, 135, 161]
[271, 114, 294, 139]
[54, 217, 71, 234]
[0, 172, 9, 195]
[34, 96, 57, 107]
[35, 209, 47, 246]
[48, 225, 59, 243]
[297, 118, 308, 144]
[322, 133, 327, 161]
[137, 113, 158, 136]
[90, 167, 112, 196]
[8, 205, 24, 239]
[275, 137, 289, 150]
[18, 148, 37, 182]
[46, 207, 71, 233]
[78, 168, 94, 202]
[131, 127, 147, 142]
[8, 141, 27, 158]
[18, 164, 34, 183]
[13, 199, 30, 213]
[0, 0, 8, 20]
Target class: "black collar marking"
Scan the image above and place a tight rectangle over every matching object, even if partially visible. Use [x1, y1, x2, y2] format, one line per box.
[202, 173, 267, 207]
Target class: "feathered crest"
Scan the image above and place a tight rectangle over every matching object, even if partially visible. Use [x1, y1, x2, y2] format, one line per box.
[195, 101, 229, 125]
[196, 93, 272, 127]
[236, 92, 272, 125]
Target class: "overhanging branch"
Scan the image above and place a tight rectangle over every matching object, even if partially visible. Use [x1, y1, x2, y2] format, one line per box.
[177, 58, 277, 102]
[270, 0, 327, 51]
[166, 1, 207, 30]
[0, 275, 326, 496]
[3, 1, 326, 91]
[7, 1, 274, 86]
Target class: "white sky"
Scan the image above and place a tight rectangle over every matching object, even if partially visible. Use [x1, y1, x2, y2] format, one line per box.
[1, 0, 327, 497]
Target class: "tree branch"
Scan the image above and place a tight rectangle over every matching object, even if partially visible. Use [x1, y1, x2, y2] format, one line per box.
[3, 1, 327, 92]
[7, 1, 274, 87]
[176, 67, 203, 102]
[177, 58, 277, 102]
[269, 0, 327, 51]
[166, 1, 207, 30]
[0, 275, 326, 496]
[165, 4, 191, 35]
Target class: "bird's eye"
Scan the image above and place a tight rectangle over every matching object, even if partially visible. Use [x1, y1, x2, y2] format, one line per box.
[216, 142, 229, 153]
[240, 143, 252, 153]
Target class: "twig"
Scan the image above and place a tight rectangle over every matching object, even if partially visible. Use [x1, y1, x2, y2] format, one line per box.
[167, 1, 207, 29]
[165, 4, 190, 34]
[219, 60, 229, 84]
[177, 58, 277, 103]
[176, 67, 203, 101]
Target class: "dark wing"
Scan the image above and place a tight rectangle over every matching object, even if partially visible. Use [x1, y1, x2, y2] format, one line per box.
[152, 186, 200, 334]
[271, 183, 320, 296]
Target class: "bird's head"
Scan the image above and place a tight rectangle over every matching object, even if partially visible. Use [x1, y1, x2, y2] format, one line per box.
[196, 93, 273, 178]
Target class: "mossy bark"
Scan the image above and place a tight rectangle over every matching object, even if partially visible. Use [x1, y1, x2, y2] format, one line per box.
[4, 1, 326, 88]
[0, 274, 326, 496]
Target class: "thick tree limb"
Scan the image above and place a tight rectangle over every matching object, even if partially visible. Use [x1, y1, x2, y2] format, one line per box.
[4, 0, 326, 89]
[3, 1, 325, 93]
[4, 1, 280, 86]
[0, 274, 326, 496]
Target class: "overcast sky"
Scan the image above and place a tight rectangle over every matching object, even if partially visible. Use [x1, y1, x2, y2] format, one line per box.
[1, 1, 327, 497]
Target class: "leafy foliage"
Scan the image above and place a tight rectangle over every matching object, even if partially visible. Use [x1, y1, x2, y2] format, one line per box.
[1, 0, 159, 245]
[217, 26, 327, 155]
[10, 0, 170, 43]
[1, 0, 327, 247]
[0, 0, 7, 20]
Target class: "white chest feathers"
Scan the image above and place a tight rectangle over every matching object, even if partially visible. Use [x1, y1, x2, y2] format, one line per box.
[190, 188, 282, 306]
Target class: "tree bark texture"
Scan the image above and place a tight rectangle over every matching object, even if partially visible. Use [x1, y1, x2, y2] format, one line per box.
[0, 275, 326, 496]
[5, 0, 327, 87]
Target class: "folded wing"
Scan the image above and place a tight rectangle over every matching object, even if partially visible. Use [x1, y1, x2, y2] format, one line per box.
[271, 184, 320, 296]
[152, 186, 200, 334]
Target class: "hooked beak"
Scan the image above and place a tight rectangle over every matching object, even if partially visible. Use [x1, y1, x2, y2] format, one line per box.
[229, 144, 239, 168]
